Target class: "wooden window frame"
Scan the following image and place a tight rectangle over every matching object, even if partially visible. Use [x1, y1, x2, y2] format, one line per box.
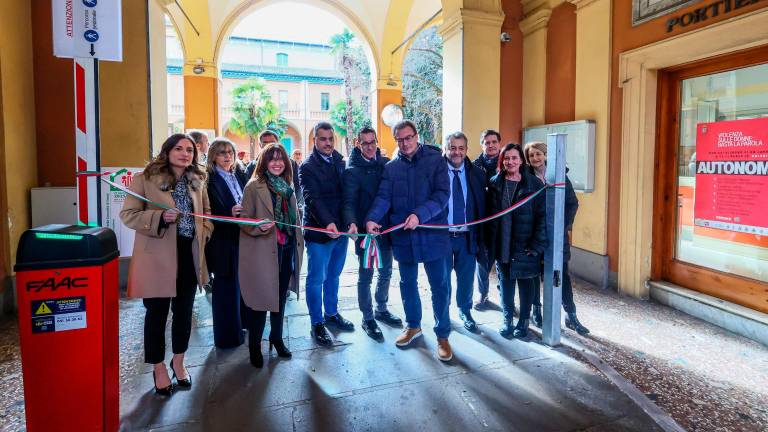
[653, 45, 768, 313]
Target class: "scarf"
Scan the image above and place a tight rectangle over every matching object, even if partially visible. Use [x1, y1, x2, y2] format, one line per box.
[266, 172, 297, 230]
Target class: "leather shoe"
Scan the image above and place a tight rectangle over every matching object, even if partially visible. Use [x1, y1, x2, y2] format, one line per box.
[513, 319, 529, 338]
[565, 312, 590, 335]
[324, 313, 355, 331]
[362, 319, 383, 340]
[395, 327, 422, 347]
[531, 305, 543, 328]
[312, 323, 333, 346]
[374, 310, 403, 326]
[473, 295, 489, 311]
[499, 321, 514, 338]
[459, 309, 478, 332]
[437, 338, 453, 362]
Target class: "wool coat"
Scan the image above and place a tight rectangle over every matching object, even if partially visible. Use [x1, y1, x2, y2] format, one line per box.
[120, 170, 213, 298]
[238, 179, 305, 312]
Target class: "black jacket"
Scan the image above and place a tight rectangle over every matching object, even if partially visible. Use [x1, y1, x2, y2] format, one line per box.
[472, 153, 499, 185]
[484, 170, 547, 278]
[343, 147, 390, 255]
[298, 147, 346, 243]
[446, 156, 486, 255]
[527, 167, 579, 260]
[205, 165, 248, 277]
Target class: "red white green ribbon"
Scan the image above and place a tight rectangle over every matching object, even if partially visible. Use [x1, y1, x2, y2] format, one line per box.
[89, 172, 563, 270]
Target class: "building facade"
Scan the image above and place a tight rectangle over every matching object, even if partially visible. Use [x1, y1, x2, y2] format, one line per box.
[0, 1, 766, 340]
[167, 27, 346, 158]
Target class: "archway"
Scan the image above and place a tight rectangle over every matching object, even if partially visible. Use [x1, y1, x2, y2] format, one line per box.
[215, 1, 379, 156]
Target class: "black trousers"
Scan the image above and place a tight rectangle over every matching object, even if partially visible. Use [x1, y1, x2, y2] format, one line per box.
[211, 245, 244, 349]
[532, 260, 576, 313]
[497, 262, 537, 324]
[245, 244, 294, 348]
[143, 236, 198, 364]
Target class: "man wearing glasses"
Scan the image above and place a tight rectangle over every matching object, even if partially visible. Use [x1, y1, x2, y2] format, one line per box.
[365, 120, 453, 362]
[343, 127, 403, 340]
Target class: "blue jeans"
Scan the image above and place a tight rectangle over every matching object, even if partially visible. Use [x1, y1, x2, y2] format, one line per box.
[475, 248, 498, 298]
[305, 238, 348, 325]
[357, 241, 393, 321]
[447, 234, 476, 312]
[398, 258, 451, 339]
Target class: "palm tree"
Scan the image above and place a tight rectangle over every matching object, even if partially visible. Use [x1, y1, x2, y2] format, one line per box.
[228, 78, 287, 158]
[330, 29, 356, 154]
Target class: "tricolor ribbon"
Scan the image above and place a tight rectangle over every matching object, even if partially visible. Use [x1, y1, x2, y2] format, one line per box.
[87, 172, 564, 270]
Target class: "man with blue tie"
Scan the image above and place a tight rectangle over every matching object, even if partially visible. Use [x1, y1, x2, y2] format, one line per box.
[443, 132, 486, 332]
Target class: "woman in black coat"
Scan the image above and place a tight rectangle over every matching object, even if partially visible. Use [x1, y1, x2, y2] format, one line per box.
[205, 138, 249, 348]
[524, 141, 589, 335]
[484, 143, 547, 339]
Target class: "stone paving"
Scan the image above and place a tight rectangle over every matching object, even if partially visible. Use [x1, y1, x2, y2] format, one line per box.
[0, 243, 766, 431]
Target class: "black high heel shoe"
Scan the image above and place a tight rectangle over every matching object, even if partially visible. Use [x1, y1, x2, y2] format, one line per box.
[250, 346, 264, 368]
[153, 370, 173, 396]
[269, 339, 292, 358]
[170, 362, 192, 388]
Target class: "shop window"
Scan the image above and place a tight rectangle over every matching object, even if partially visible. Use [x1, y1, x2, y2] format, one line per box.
[674, 62, 768, 283]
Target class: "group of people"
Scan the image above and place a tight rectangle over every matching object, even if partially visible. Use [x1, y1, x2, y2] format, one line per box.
[120, 119, 589, 397]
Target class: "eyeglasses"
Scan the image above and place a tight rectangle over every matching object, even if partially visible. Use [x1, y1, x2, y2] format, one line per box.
[395, 134, 415, 144]
[217, 150, 234, 156]
[360, 140, 377, 147]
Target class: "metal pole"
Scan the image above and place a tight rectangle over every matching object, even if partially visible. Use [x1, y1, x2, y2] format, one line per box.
[542, 133, 566, 347]
[74, 57, 101, 226]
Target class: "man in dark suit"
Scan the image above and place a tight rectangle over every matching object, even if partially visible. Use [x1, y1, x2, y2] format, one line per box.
[472, 129, 501, 310]
[343, 126, 402, 340]
[443, 132, 486, 332]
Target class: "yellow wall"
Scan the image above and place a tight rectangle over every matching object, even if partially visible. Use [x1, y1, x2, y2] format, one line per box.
[0, 0, 37, 269]
[376, 88, 403, 156]
[100, 0, 152, 168]
[185, 75, 219, 131]
[570, 0, 611, 255]
[520, 9, 550, 127]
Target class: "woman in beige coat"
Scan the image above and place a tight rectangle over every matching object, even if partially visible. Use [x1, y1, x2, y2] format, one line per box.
[239, 143, 304, 368]
[120, 133, 213, 395]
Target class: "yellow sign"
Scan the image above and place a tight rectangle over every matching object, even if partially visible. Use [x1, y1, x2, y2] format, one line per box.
[35, 302, 53, 316]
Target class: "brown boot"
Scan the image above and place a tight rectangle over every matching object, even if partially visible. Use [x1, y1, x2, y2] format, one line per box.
[395, 327, 422, 347]
[437, 338, 453, 362]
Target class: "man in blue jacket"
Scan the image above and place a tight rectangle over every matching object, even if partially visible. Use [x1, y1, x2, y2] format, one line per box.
[366, 120, 453, 362]
[298, 122, 355, 346]
[443, 132, 486, 333]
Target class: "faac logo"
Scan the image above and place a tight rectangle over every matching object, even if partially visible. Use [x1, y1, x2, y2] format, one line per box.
[26, 276, 88, 292]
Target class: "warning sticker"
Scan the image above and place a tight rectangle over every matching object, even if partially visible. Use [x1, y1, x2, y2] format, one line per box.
[31, 297, 87, 334]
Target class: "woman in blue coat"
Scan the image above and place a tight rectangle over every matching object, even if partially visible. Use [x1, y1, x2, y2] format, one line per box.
[205, 138, 249, 348]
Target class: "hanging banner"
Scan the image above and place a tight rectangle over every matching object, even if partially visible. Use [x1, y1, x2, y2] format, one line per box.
[52, 0, 123, 61]
[694, 118, 768, 236]
[100, 167, 142, 257]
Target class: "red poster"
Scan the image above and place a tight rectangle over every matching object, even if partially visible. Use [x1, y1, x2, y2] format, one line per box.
[694, 118, 768, 236]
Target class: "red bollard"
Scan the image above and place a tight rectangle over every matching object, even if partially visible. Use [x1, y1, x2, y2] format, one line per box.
[15, 225, 119, 432]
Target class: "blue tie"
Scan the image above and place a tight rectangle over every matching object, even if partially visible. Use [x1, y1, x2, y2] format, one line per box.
[452, 169, 465, 226]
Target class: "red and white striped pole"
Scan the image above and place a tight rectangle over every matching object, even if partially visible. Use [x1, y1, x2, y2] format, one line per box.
[74, 57, 101, 226]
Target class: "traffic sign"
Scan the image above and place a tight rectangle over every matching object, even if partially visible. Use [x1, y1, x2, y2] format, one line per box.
[52, 0, 123, 61]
